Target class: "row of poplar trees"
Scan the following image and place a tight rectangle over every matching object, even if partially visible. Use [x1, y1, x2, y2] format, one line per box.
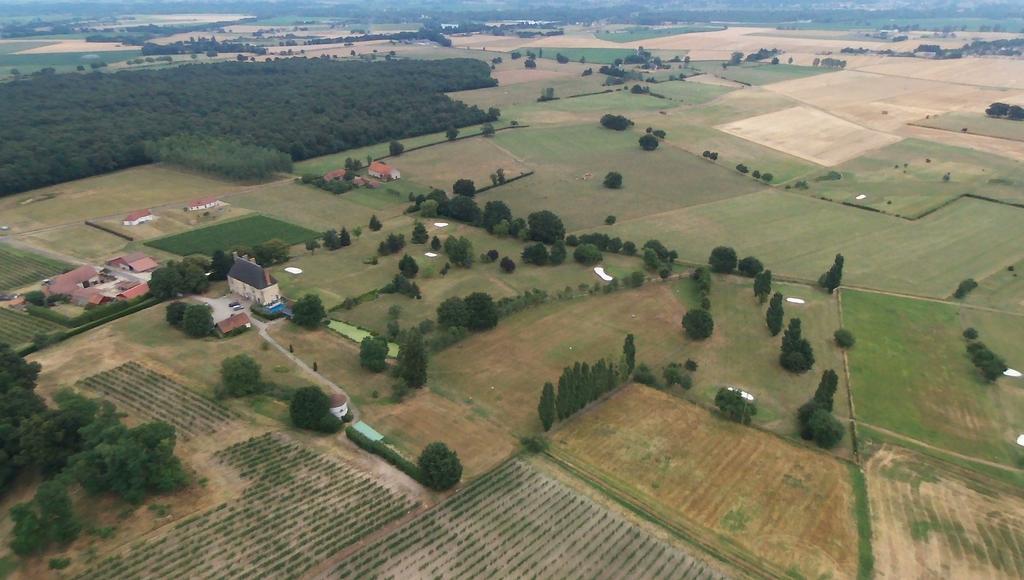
[538, 335, 635, 431]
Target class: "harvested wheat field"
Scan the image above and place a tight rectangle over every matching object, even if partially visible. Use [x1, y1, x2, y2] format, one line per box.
[867, 445, 1024, 579]
[856, 58, 1024, 89]
[552, 385, 860, 580]
[718, 105, 902, 165]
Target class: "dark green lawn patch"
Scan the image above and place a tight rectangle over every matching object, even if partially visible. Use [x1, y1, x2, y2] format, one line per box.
[145, 215, 318, 256]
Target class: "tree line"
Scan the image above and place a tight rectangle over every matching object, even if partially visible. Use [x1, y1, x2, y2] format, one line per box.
[145, 135, 293, 181]
[0, 58, 498, 196]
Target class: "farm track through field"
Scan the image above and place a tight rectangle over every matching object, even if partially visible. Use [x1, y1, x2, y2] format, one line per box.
[857, 421, 1024, 475]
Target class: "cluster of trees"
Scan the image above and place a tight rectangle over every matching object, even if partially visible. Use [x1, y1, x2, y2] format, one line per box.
[289, 386, 344, 433]
[521, 240, 567, 266]
[683, 267, 715, 340]
[142, 37, 268, 56]
[812, 57, 848, 68]
[639, 239, 677, 275]
[735, 164, 774, 183]
[437, 292, 498, 332]
[444, 236, 475, 268]
[165, 302, 214, 337]
[381, 273, 422, 299]
[321, 228, 354, 250]
[978, 101, 1019, 119]
[819, 254, 845, 293]
[964, 331, 1007, 382]
[714, 388, 757, 424]
[0, 58, 498, 196]
[539, 357, 623, 431]
[796, 370, 845, 448]
[780, 318, 815, 373]
[218, 354, 264, 399]
[291, 294, 326, 329]
[953, 278, 978, 299]
[302, 174, 355, 195]
[308, 28, 453, 48]
[600, 114, 634, 131]
[701, 150, 719, 161]
[395, 329, 429, 389]
[149, 257, 211, 300]
[377, 233, 406, 256]
[2, 347, 187, 555]
[360, 335, 391, 372]
[745, 47, 781, 61]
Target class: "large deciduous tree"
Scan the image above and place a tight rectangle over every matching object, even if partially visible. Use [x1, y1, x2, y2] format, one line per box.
[418, 442, 462, 490]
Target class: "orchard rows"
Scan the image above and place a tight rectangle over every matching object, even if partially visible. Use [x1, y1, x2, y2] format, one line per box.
[0, 307, 61, 347]
[76, 433, 412, 580]
[331, 460, 725, 579]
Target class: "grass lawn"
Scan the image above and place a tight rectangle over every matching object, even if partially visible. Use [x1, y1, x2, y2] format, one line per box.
[452, 75, 609, 113]
[268, 324, 517, 478]
[381, 136, 531, 192]
[229, 180, 402, 231]
[0, 49, 141, 75]
[605, 191, 1024, 298]
[327, 321, 399, 357]
[594, 25, 724, 43]
[20, 223, 129, 263]
[808, 139, 1024, 218]
[915, 112, 1024, 143]
[551, 385, 860, 580]
[0, 164, 247, 232]
[0, 244, 71, 291]
[483, 123, 766, 231]
[673, 275, 851, 445]
[643, 80, 735, 104]
[967, 257, 1024, 313]
[146, 214, 319, 256]
[842, 289, 1022, 466]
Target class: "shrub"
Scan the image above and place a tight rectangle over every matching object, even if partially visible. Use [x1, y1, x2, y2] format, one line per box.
[573, 243, 603, 265]
[603, 172, 623, 189]
[418, 442, 462, 491]
[682, 309, 714, 340]
[289, 386, 342, 433]
[519, 435, 549, 453]
[638, 134, 659, 151]
[708, 246, 738, 273]
[499, 257, 516, 273]
[963, 327, 979, 340]
[834, 328, 856, 348]
[633, 363, 657, 386]
[599, 114, 633, 130]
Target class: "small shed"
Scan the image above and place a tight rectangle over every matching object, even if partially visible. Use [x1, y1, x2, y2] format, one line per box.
[122, 209, 153, 226]
[351, 421, 383, 442]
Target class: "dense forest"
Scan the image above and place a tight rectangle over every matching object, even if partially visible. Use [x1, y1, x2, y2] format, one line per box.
[0, 58, 497, 196]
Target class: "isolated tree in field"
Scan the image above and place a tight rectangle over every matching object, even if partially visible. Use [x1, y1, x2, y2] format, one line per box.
[682, 309, 714, 340]
[219, 354, 261, 398]
[389, 140, 404, 156]
[452, 178, 476, 197]
[500, 256, 516, 272]
[527, 210, 565, 243]
[209, 249, 233, 280]
[753, 270, 773, 303]
[369, 214, 382, 231]
[437, 297, 469, 329]
[600, 114, 633, 131]
[605, 215, 617, 225]
[291, 294, 326, 329]
[339, 227, 351, 247]
[780, 318, 815, 372]
[359, 335, 390, 372]
[165, 302, 187, 327]
[538, 382, 556, 431]
[464, 292, 498, 331]
[397, 329, 428, 388]
[953, 278, 978, 299]
[290, 386, 341, 433]
[482, 200, 512, 232]
[623, 334, 636, 376]
[714, 387, 756, 424]
[322, 229, 340, 250]
[481, 123, 496, 137]
[182, 304, 213, 338]
[398, 254, 419, 278]
[819, 253, 844, 292]
[638, 134, 659, 151]
[737, 256, 763, 277]
[766, 292, 784, 335]
[418, 442, 462, 490]
[603, 171, 623, 189]
[708, 246, 738, 273]
[834, 328, 855, 348]
[446, 127, 459, 140]
[411, 221, 428, 244]
[521, 242, 550, 265]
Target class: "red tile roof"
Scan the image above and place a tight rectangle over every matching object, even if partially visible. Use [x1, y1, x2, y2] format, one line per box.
[47, 265, 99, 296]
[369, 161, 395, 175]
[107, 252, 158, 272]
[217, 312, 252, 334]
[323, 169, 347, 181]
[117, 282, 149, 300]
[124, 209, 151, 222]
[187, 196, 221, 210]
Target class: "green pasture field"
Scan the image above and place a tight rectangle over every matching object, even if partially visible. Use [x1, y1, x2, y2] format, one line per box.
[958, 308, 1024, 378]
[0, 244, 71, 291]
[605, 191, 1024, 298]
[452, 75, 609, 113]
[842, 289, 1022, 466]
[643, 80, 734, 104]
[145, 214, 318, 256]
[327, 320, 399, 357]
[293, 121, 514, 177]
[967, 257, 1024, 313]
[809, 139, 1024, 218]
[673, 275, 850, 445]
[379, 135, 531, 193]
[515, 88, 674, 117]
[0, 49, 142, 75]
[914, 112, 1024, 142]
[0, 41, 57, 54]
[0, 308, 64, 349]
[0, 164, 247, 232]
[483, 123, 766, 231]
[670, 86, 798, 126]
[594, 24, 724, 43]
[519, 47, 683, 65]
[230, 180, 405, 231]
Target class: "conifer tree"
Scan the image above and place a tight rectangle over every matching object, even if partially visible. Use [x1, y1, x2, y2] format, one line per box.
[411, 221, 428, 244]
[369, 214, 382, 231]
[397, 329, 428, 388]
[753, 270, 773, 303]
[338, 227, 351, 247]
[538, 382, 556, 431]
[819, 254, 844, 292]
[780, 318, 815, 372]
[622, 334, 636, 376]
[813, 369, 839, 411]
[766, 292, 784, 336]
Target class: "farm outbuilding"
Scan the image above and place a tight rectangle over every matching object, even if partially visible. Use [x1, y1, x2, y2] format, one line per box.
[185, 196, 222, 212]
[368, 161, 401, 181]
[122, 209, 153, 226]
[329, 393, 349, 419]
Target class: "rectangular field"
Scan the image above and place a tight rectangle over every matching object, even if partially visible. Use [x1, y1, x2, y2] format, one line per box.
[867, 445, 1024, 579]
[0, 244, 70, 291]
[145, 214, 319, 256]
[842, 289, 1021, 466]
[0, 308, 64, 348]
[717, 63, 833, 86]
[915, 112, 1024, 142]
[336, 459, 726, 579]
[552, 385, 860, 579]
[717, 106, 902, 166]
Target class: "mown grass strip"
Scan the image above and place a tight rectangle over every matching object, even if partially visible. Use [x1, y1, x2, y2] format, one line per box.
[848, 464, 875, 580]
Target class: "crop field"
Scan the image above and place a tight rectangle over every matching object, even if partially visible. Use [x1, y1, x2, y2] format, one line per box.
[0, 49, 141, 75]
[642, 81, 734, 105]
[0, 164, 245, 232]
[717, 106, 902, 166]
[867, 446, 1024, 579]
[77, 362, 237, 440]
[77, 433, 412, 579]
[715, 63, 834, 86]
[915, 112, 1024, 142]
[518, 47, 679, 65]
[146, 214, 319, 256]
[842, 290, 1022, 466]
[551, 385, 860, 579]
[967, 257, 1024, 313]
[333, 459, 725, 579]
[0, 307, 63, 348]
[18, 223, 129, 263]
[484, 123, 766, 231]
[0, 243, 70, 291]
[595, 25, 724, 43]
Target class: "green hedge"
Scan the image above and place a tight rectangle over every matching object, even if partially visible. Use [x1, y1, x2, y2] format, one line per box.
[17, 297, 160, 356]
[345, 426, 422, 483]
[26, 296, 151, 328]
